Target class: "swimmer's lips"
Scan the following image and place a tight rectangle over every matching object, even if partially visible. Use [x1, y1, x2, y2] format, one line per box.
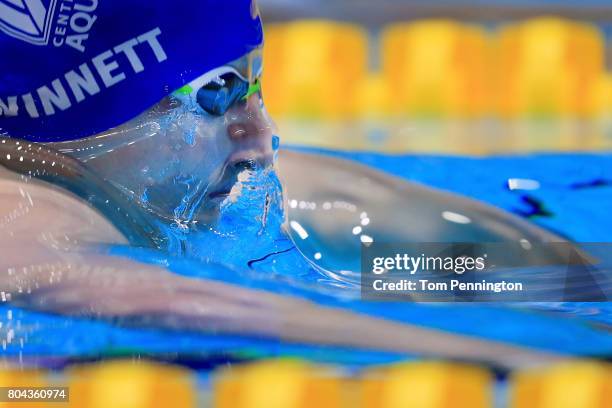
[205, 177, 234, 202]
[207, 189, 231, 201]
[204, 160, 251, 203]
[206, 153, 273, 203]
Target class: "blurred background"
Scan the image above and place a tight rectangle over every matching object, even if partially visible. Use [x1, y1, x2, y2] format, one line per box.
[259, 0, 612, 154]
[3, 2, 612, 407]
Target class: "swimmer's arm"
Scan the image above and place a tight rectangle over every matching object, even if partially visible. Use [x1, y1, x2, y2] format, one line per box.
[0, 169, 561, 369]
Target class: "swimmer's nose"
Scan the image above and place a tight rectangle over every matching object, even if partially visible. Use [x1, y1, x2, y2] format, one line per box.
[227, 121, 258, 141]
[226, 95, 275, 143]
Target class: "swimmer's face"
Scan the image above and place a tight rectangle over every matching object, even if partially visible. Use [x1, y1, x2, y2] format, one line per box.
[54, 51, 276, 226]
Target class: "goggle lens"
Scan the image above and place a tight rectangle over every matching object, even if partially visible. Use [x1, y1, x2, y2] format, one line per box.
[195, 73, 261, 116]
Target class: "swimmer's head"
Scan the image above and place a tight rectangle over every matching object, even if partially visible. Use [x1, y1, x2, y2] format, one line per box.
[0, 0, 278, 230]
[55, 50, 277, 228]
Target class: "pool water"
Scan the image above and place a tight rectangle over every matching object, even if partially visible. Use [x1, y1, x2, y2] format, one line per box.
[1, 147, 611, 369]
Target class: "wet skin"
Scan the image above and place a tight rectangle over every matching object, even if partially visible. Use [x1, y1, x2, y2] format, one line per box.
[278, 149, 572, 285]
[0, 166, 563, 369]
[0, 64, 571, 370]
[51, 91, 276, 227]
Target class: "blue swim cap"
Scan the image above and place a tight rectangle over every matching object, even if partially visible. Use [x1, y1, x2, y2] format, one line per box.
[0, 0, 263, 142]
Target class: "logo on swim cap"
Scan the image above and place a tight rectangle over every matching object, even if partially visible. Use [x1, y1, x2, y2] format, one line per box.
[0, 0, 99, 52]
[0, 0, 58, 45]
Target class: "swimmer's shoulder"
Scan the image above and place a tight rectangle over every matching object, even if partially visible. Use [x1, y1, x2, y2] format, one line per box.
[0, 166, 127, 245]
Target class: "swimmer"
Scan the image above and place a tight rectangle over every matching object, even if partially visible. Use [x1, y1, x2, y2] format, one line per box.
[0, 0, 566, 368]
[0, 163, 562, 369]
